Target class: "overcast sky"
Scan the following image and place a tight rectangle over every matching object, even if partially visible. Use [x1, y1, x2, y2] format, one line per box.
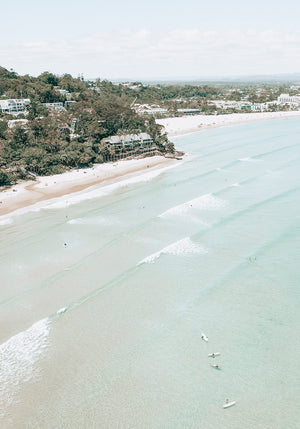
[1, 0, 300, 80]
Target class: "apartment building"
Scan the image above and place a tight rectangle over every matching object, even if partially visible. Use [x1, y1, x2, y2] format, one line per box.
[0, 99, 30, 114]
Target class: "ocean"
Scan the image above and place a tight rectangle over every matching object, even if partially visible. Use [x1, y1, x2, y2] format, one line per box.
[0, 117, 299, 428]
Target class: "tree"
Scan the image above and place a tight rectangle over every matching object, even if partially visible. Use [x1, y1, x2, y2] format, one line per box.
[38, 72, 59, 86]
[0, 120, 8, 139]
[0, 170, 11, 185]
[27, 100, 47, 120]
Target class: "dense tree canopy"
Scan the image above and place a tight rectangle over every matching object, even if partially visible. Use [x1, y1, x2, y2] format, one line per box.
[0, 67, 174, 185]
[1, 67, 292, 185]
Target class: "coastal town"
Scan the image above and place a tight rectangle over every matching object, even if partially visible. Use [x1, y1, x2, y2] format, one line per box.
[2, 0, 300, 424]
[1, 81, 300, 117]
[1, 66, 300, 187]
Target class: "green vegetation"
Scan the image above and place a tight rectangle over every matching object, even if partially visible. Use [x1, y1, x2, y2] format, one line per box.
[1, 66, 298, 186]
[0, 68, 174, 185]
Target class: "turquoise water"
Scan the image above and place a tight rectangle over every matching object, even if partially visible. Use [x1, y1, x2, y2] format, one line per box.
[0, 118, 299, 428]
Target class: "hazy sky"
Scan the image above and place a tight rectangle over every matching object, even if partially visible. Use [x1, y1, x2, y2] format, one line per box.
[1, 0, 300, 79]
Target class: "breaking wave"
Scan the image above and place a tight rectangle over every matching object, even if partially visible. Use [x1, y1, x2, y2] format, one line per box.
[239, 157, 261, 162]
[67, 217, 116, 226]
[0, 318, 50, 418]
[0, 217, 13, 226]
[138, 237, 208, 264]
[159, 194, 227, 218]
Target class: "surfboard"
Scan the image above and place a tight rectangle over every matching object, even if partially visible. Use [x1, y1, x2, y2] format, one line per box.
[201, 333, 208, 342]
[223, 401, 236, 409]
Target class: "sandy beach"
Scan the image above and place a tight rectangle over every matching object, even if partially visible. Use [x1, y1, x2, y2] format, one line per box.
[157, 110, 300, 136]
[0, 156, 179, 217]
[1, 110, 299, 217]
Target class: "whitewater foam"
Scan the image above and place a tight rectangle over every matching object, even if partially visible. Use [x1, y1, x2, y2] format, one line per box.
[239, 157, 261, 162]
[67, 216, 116, 226]
[0, 318, 50, 418]
[0, 218, 13, 226]
[46, 163, 180, 209]
[57, 307, 67, 315]
[159, 194, 227, 218]
[0, 162, 181, 220]
[138, 237, 208, 264]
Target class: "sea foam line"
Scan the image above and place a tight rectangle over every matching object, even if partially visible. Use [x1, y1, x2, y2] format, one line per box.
[138, 237, 208, 264]
[46, 162, 180, 210]
[0, 161, 180, 222]
[67, 216, 116, 226]
[0, 218, 13, 226]
[239, 157, 261, 162]
[0, 318, 50, 417]
[159, 193, 227, 218]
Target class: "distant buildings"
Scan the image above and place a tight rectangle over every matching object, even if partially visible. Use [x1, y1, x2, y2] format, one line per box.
[102, 133, 153, 150]
[42, 102, 64, 111]
[0, 99, 30, 114]
[113, 82, 143, 90]
[177, 108, 202, 115]
[250, 103, 268, 112]
[134, 104, 168, 115]
[64, 100, 77, 109]
[277, 93, 300, 104]
[56, 89, 69, 97]
[42, 101, 77, 110]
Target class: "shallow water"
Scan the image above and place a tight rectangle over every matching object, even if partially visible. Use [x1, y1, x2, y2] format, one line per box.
[0, 118, 299, 428]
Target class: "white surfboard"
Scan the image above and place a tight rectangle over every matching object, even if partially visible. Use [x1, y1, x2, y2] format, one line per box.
[223, 401, 236, 409]
[208, 352, 220, 357]
[211, 364, 221, 369]
[201, 333, 208, 342]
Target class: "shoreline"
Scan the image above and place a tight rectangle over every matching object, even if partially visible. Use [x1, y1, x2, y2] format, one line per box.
[0, 156, 180, 218]
[1, 111, 299, 218]
[157, 110, 300, 137]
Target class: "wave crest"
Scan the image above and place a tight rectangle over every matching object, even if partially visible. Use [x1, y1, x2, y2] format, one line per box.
[0, 218, 13, 226]
[159, 194, 227, 218]
[0, 318, 50, 417]
[138, 237, 208, 264]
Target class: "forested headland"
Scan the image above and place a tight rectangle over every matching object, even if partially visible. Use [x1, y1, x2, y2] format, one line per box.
[2, 66, 296, 186]
[0, 67, 176, 186]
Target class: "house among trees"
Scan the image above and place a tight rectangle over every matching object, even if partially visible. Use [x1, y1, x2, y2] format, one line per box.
[42, 102, 64, 111]
[102, 133, 153, 152]
[0, 99, 30, 114]
[277, 93, 300, 105]
[177, 108, 202, 115]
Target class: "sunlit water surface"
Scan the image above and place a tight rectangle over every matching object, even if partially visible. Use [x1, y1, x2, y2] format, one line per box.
[0, 118, 299, 428]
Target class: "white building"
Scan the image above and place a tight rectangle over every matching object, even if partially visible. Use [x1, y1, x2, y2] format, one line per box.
[0, 99, 30, 114]
[56, 89, 70, 96]
[177, 108, 202, 115]
[42, 102, 64, 111]
[64, 100, 77, 108]
[277, 93, 300, 104]
[134, 104, 168, 115]
[102, 133, 153, 149]
[250, 103, 268, 112]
